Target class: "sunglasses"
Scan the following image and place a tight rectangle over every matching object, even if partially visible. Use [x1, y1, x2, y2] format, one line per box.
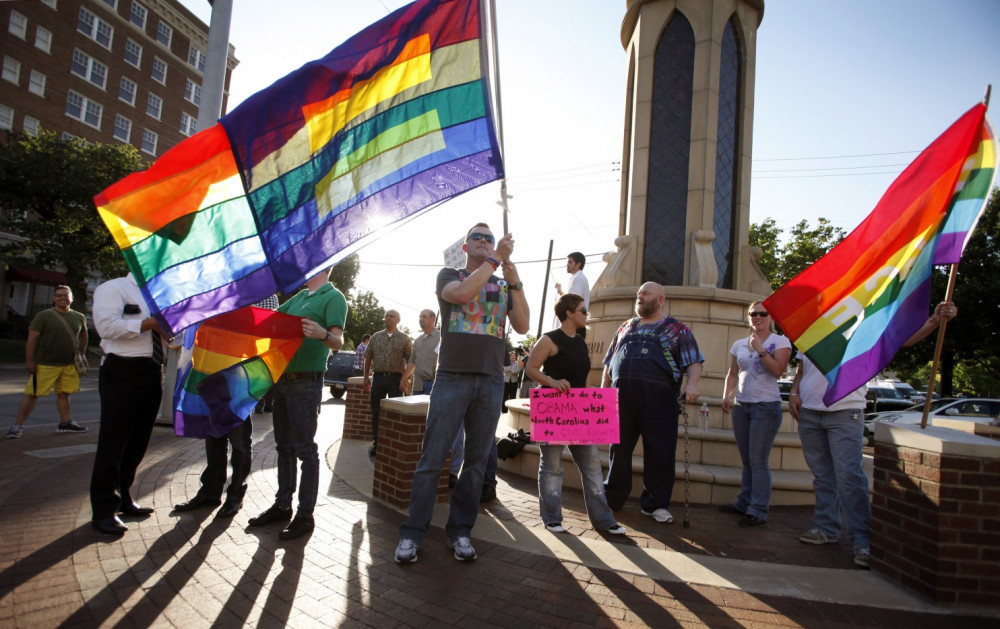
[468, 232, 495, 244]
[749, 311, 769, 318]
[576, 307, 588, 315]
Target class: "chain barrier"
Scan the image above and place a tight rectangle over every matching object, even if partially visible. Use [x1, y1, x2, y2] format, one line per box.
[679, 392, 691, 528]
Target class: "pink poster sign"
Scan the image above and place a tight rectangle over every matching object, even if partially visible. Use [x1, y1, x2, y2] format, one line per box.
[529, 387, 619, 445]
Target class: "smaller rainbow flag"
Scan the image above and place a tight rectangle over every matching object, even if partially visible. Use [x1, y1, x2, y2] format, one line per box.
[765, 102, 997, 404]
[174, 307, 304, 438]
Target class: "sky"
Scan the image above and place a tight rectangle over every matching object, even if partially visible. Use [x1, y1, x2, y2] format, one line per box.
[183, 0, 1000, 341]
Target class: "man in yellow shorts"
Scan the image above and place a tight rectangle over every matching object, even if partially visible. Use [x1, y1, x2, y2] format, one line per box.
[6, 285, 89, 439]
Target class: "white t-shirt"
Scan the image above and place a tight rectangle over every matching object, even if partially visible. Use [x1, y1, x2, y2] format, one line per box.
[796, 352, 867, 411]
[567, 270, 590, 309]
[730, 333, 791, 403]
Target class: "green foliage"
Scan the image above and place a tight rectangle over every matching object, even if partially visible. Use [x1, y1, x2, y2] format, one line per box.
[0, 132, 146, 308]
[345, 290, 385, 350]
[748, 218, 781, 288]
[329, 254, 360, 299]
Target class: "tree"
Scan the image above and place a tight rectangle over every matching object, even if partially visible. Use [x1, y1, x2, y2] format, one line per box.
[329, 253, 360, 299]
[748, 217, 846, 288]
[748, 217, 781, 288]
[0, 132, 147, 310]
[345, 290, 385, 350]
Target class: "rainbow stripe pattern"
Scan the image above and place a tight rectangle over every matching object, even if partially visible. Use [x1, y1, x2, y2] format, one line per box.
[174, 307, 304, 438]
[765, 103, 997, 405]
[94, 0, 501, 337]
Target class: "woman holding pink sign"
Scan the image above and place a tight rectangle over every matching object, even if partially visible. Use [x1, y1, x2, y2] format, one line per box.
[525, 294, 626, 536]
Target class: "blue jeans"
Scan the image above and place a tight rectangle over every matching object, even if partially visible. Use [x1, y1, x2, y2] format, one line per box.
[199, 418, 252, 502]
[539, 444, 617, 529]
[272, 375, 322, 515]
[797, 407, 871, 550]
[731, 401, 782, 519]
[399, 371, 503, 544]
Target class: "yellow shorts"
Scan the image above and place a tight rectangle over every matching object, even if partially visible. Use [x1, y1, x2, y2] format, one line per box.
[25, 364, 80, 397]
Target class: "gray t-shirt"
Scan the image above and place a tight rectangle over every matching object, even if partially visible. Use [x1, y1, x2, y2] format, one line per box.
[436, 267, 510, 376]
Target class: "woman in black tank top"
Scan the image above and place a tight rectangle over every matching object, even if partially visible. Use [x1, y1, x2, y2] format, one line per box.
[524, 294, 625, 536]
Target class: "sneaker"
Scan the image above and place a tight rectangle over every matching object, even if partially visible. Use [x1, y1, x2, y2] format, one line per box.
[640, 508, 674, 524]
[545, 522, 565, 533]
[604, 523, 627, 535]
[737, 514, 767, 528]
[854, 547, 871, 569]
[6, 424, 23, 439]
[56, 421, 87, 433]
[394, 538, 418, 563]
[798, 528, 838, 545]
[446, 536, 477, 561]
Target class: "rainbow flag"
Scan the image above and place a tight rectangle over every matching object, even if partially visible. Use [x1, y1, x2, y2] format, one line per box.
[765, 103, 997, 405]
[94, 0, 502, 337]
[174, 307, 304, 438]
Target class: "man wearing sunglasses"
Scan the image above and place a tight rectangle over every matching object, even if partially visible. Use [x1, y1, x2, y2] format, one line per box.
[395, 222, 530, 564]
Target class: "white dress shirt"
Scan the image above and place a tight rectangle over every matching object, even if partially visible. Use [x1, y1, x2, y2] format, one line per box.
[93, 274, 164, 360]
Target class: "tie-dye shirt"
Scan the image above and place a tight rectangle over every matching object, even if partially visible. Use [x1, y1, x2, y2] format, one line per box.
[436, 267, 511, 376]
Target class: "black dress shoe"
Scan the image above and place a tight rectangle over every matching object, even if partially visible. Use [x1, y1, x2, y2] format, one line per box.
[247, 504, 293, 527]
[737, 514, 767, 528]
[480, 485, 497, 504]
[279, 514, 314, 540]
[216, 500, 242, 519]
[92, 516, 128, 535]
[174, 495, 222, 512]
[717, 503, 744, 515]
[119, 503, 154, 516]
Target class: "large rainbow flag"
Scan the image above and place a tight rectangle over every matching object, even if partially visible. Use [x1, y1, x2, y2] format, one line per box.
[765, 102, 997, 405]
[94, 0, 502, 337]
[174, 307, 304, 438]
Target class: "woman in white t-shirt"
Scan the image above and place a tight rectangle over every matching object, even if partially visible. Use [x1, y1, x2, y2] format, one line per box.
[719, 301, 792, 528]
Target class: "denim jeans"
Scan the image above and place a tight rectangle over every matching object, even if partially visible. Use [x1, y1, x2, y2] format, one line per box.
[539, 444, 617, 529]
[399, 371, 503, 544]
[797, 407, 871, 550]
[198, 418, 252, 502]
[731, 401, 782, 519]
[272, 375, 322, 514]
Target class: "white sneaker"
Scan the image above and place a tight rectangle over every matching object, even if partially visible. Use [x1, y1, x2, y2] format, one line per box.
[545, 522, 565, 533]
[394, 538, 418, 564]
[854, 547, 871, 569]
[640, 508, 674, 524]
[446, 536, 477, 561]
[6, 424, 22, 439]
[798, 528, 838, 545]
[604, 523, 626, 535]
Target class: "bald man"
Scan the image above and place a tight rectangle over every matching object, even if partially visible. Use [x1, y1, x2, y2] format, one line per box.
[364, 309, 412, 455]
[601, 282, 704, 524]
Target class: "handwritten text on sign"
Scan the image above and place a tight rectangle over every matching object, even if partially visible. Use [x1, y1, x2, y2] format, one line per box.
[529, 387, 619, 445]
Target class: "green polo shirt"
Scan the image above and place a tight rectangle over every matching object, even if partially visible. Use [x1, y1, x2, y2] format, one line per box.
[279, 283, 348, 373]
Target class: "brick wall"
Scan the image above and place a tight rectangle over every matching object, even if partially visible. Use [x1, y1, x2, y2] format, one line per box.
[342, 377, 371, 441]
[371, 397, 448, 509]
[871, 424, 1000, 606]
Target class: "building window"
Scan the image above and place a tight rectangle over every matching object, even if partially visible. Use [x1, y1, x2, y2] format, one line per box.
[28, 70, 45, 97]
[66, 90, 102, 129]
[71, 49, 108, 89]
[9, 11, 28, 40]
[184, 79, 201, 106]
[124, 39, 142, 68]
[113, 115, 132, 142]
[141, 129, 158, 156]
[23, 115, 40, 136]
[188, 46, 206, 73]
[146, 93, 162, 120]
[2, 56, 20, 85]
[61, 132, 75, 141]
[0, 104, 13, 131]
[100, 0, 117, 9]
[118, 76, 136, 105]
[180, 112, 198, 136]
[156, 22, 172, 48]
[78, 7, 113, 49]
[151, 57, 167, 84]
[41, 0, 58, 9]
[35, 26, 52, 53]
[129, 2, 147, 30]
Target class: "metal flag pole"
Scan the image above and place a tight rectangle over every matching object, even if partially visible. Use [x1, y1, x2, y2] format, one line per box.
[535, 241, 554, 340]
[486, 0, 511, 234]
[919, 84, 992, 430]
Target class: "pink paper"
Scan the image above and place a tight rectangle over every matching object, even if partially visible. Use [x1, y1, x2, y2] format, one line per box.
[529, 388, 620, 445]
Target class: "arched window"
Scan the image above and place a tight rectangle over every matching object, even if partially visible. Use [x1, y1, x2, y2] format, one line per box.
[713, 17, 743, 288]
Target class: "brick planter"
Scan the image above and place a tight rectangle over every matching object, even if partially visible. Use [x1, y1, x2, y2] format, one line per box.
[871, 423, 1000, 606]
[371, 396, 450, 509]
[343, 376, 371, 442]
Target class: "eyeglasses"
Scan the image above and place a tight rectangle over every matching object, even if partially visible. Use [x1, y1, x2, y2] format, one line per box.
[468, 232, 495, 244]
[749, 311, 769, 318]
[576, 307, 588, 315]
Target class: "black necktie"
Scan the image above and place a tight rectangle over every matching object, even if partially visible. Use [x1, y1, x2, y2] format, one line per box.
[151, 329, 164, 365]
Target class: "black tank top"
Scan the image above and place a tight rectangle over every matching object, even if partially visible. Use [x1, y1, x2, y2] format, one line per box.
[542, 329, 590, 388]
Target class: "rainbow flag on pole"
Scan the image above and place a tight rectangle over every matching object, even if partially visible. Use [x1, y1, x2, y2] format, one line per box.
[94, 0, 501, 337]
[765, 102, 997, 405]
[174, 307, 304, 438]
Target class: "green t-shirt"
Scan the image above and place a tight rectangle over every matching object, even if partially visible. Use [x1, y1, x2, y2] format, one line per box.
[29, 308, 86, 366]
[279, 283, 348, 372]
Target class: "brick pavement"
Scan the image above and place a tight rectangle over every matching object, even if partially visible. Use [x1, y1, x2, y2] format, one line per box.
[0, 370, 996, 627]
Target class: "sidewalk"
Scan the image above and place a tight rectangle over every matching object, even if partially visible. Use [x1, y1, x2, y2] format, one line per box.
[0, 371, 996, 627]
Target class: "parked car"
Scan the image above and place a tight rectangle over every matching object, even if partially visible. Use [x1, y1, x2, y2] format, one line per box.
[865, 385, 915, 413]
[324, 350, 357, 398]
[777, 379, 793, 402]
[875, 380, 924, 404]
[865, 398, 1000, 433]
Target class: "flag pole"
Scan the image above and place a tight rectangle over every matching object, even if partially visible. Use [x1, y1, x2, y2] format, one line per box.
[486, 0, 511, 234]
[918, 85, 991, 429]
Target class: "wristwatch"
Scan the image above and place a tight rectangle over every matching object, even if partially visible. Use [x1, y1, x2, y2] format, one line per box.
[324, 330, 332, 341]
[509, 281, 523, 291]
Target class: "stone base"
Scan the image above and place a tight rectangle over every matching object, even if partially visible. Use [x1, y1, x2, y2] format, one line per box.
[370, 396, 450, 509]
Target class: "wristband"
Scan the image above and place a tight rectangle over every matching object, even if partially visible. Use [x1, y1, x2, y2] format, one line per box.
[789, 393, 799, 397]
[486, 257, 500, 270]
